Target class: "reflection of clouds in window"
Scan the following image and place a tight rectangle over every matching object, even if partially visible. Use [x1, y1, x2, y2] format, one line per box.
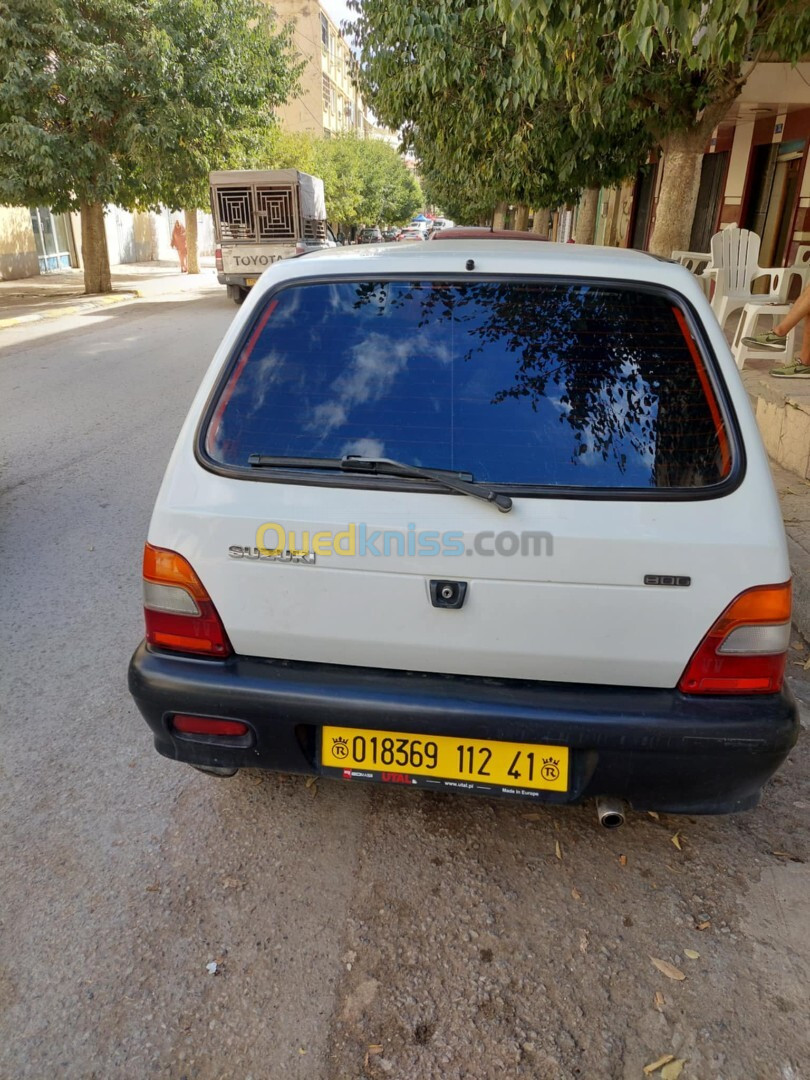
[241, 351, 287, 420]
[308, 331, 444, 435]
[267, 289, 303, 326]
[340, 437, 386, 459]
[327, 282, 365, 313]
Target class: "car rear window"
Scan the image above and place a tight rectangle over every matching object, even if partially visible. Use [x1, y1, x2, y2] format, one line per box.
[204, 279, 732, 490]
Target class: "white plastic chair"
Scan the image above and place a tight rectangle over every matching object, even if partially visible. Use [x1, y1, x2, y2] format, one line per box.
[708, 227, 785, 334]
[783, 245, 810, 301]
[671, 249, 711, 274]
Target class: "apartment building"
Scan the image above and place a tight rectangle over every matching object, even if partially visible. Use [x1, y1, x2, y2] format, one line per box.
[271, 0, 372, 138]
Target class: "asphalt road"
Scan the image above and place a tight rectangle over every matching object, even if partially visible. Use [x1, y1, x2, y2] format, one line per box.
[1, 284, 809, 1080]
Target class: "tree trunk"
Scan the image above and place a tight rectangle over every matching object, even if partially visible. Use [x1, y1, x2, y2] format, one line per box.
[492, 201, 507, 230]
[647, 127, 708, 257]
[184, 208, 199, 274]
[514, 204, 529, 231]
[532, 208, 548, 236]
[574, 188, 599, 245]
[80, 201, 111, 294]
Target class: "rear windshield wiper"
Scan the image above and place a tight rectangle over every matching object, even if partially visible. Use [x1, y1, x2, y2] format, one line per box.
[247, 454, 513, 512]
[341, 456, 513, 512]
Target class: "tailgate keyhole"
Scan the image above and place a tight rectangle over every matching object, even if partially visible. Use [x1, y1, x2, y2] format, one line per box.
[430, 580, 468, 609]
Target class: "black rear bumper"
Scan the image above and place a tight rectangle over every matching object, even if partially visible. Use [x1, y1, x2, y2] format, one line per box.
[128, 643, 799, 814]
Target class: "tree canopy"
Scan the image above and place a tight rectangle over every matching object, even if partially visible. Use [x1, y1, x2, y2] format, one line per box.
[0, 0, 301, 289]
[347, 0, 654, 221]
[267, 130, 422, 227]
[142, 0, 302, 213]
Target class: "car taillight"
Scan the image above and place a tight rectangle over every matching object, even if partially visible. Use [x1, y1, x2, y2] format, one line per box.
[678, 582, 791, 694]
[142, 544, 232, 658]
[215, 246, 223, 271]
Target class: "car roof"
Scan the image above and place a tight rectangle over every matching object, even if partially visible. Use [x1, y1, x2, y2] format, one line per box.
[284, 238, 665, 270]
[431, 227, 547, 241]
[253, 239, 707, 307]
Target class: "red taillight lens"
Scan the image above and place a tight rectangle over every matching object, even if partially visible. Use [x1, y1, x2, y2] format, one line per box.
[215, 246, 223, 271]
[172, 715, 248, 737]
[678, 582, 791, 694]
[142, 544, 232, 658]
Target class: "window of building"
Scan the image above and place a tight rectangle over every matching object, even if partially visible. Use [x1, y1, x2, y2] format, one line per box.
[320, 13, 329, 51]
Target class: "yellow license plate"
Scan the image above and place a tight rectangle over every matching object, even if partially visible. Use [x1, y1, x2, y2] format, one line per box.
[244, 277, 258, 286]
[321, 726, 568, 794]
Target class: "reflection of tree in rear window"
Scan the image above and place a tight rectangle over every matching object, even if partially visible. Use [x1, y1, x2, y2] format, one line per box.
[205, 280, 731, 489]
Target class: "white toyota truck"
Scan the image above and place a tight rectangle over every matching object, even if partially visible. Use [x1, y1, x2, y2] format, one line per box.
[210, 168, 333, 304]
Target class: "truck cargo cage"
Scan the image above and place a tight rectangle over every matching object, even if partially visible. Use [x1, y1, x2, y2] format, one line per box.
[210, 169, 327, 246]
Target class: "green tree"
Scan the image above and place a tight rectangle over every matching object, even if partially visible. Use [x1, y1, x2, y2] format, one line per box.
[0, 0, 299, 292]
[0, 0, 169, 291]
[497, 0, 810, 254]
[145, 0, 301, 273]
[347, 1, 652, 230]
[265, 130, 421, 229]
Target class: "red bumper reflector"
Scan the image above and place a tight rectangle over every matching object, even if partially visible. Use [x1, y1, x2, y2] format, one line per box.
[172, 715, 248, 737]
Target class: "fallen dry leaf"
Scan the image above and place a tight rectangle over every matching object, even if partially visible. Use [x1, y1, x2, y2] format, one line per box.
[648, 811, 660, 821]
[555, 840, 562, 861]
[661, 1060, 686, 1080]
[650, 957, 686, 981]
[684, 949, 700, 960]
[654, 991, 666, 1011]
[364, 1044, 384, 1069]
[522, 812, 542, 820]
[145, 883, 160, 893]
[803, 656, 810, 670]
[644, 1054, 674, 1075]
[696, 920, 711, 931]
[772, 851, 794, 858]
[305, 775, 318, 788]
[671, 832, 683, 851]
[579, 929, 589, 954]
[571, 886, 582, 900]
[619, 854, 628, 866]
[222, 876, 245, 890]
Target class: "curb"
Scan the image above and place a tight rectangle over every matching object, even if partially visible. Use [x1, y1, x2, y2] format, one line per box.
[0, 290, 140, 330]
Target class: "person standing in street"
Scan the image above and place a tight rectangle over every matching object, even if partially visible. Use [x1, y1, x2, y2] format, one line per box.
[742, 283, 810, 377]
[171, 219, 188, 273]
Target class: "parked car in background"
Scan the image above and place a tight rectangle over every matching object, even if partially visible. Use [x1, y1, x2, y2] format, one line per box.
[398, 228, 427, 241]
[129, 239, 797, 819]
[431, 227, 547, 241]
[358, 227, 383, 244]
[382, 228, 401, 242]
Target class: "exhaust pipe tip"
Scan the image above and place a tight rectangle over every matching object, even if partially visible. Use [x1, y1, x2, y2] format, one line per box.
[595, 796, 627, 829]
[190, 764, 239, 778]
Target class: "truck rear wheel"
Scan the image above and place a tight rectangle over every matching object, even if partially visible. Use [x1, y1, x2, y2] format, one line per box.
[227, 284, 249, 305]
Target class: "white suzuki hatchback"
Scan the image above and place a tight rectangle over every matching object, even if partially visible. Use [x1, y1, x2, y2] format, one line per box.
[129, 241, 798, 817]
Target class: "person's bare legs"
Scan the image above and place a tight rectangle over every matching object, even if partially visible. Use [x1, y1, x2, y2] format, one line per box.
[774, 283, 810, 338]
[771, 283, 810, 364]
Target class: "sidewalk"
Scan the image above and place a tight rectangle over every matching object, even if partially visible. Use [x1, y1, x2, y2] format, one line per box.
[0, 258, 219, 328]
[738, 360, 810, 640]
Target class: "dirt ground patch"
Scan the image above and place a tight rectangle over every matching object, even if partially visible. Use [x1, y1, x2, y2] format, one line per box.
[326, 693, 809, 1080]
